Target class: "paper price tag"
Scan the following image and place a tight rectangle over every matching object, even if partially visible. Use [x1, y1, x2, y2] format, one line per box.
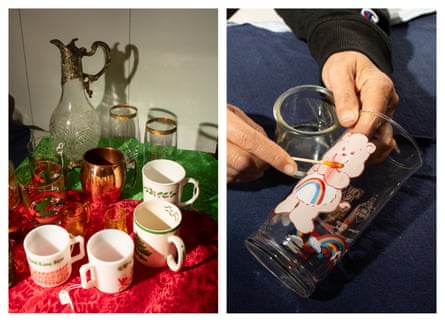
[58, 289, 74, 310]
[58, 284, 81, 312]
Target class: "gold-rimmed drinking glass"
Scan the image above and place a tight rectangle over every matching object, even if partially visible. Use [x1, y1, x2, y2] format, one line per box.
[109, 104, 140, 160]
[144, 108, 177, 162]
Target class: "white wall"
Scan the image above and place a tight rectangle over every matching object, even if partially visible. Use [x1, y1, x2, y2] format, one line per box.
[9, 8, 218, 152]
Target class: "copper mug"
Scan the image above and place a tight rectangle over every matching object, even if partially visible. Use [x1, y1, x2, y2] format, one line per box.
[80, 147, 136, 204]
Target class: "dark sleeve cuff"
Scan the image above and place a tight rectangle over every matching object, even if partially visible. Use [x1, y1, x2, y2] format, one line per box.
[276, 9, 393, 76]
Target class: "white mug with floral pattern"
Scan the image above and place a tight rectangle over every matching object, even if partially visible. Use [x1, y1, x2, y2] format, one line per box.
[142, 159, 199, 207]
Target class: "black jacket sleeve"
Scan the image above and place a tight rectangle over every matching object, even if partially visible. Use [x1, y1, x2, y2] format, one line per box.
[275, 9, 393, 76]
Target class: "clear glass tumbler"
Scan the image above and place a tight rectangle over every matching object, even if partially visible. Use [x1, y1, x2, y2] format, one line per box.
[246, 111, 423, 297]
[273, 85, 344, 177]
[144, 108, 177, 162]
[109, 104, 140, 160]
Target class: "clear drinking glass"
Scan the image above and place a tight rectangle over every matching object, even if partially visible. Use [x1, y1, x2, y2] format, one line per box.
[104, 206, 128, 233]
[16, 160, 66, 226]
[144, 108, 177, 162]
[109, 104, 140, 160]
[245, 111, 423, 298]
[27, 134, 65, 167]
[273, 85, 344, 177]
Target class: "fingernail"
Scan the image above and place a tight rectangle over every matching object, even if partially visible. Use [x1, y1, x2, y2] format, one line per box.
[284, 163, 297, 176]
[340, 110, 356, 124]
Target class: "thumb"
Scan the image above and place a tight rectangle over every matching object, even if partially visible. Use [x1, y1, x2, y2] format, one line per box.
[330, 79, 360, 128]
[322, 52, 361, 128]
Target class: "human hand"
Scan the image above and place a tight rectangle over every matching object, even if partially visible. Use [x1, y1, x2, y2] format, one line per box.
[227, 104, 297, 183]
[321, 51, 399, 162]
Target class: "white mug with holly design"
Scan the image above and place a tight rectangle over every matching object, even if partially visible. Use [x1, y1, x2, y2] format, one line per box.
[133, 199, 185, 272]
[142, 159, 199, 207]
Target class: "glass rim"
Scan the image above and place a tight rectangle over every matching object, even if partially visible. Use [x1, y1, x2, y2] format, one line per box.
[109, 104, 138, 120]
[24, 224, 69, 256]
[145, 117, 177, 135]
[87, 229, 133, 263]
[83, 147, 125, 166]
[273, 85, 340, 136]
[16, 160, 64, 188]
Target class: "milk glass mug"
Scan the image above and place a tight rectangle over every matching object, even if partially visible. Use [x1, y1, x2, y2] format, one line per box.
[80, 229, 134, 294]
[245, 111, 423, 297]
[24, 225, 85, 287]
[273, 85, 344, 177]
[142, 159, 200, 207]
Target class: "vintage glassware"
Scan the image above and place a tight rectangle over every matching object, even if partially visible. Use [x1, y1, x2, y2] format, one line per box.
[109, 104, 140, 160]
[24, 225, 85, 288]
[79, 229, 134, 294]
[133, 199, 185, 272]
[142, 159, 200, 208]
[245, 111, 423, 298]
[49, 38, 111, 168]
[27, 134, 66, 168]
[80, 147, 137, 204]
[144, 108, 178, 162]
[104, 206, 128, 233]
[61, 201, 90, 237]
[16, 160, 66, 226]
[273, 85, 344, 177]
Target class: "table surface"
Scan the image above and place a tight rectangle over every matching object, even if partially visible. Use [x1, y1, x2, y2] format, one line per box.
[9, 144, 218, 313]
[227, 13, 436, 313]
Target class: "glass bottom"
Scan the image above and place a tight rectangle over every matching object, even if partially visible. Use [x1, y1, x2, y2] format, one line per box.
[245, 233, 315, 298]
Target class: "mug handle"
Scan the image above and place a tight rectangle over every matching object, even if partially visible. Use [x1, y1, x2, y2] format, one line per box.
[79, 263, 97, 289]
[178, 178, 200, 207]
[166, 235, 186, 272]
[69, 235, 85, 263]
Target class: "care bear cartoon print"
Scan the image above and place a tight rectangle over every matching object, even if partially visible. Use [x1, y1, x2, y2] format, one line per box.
[274, 132, 376, 233]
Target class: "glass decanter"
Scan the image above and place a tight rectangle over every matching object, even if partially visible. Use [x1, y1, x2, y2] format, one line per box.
[49, 38, 111, 167]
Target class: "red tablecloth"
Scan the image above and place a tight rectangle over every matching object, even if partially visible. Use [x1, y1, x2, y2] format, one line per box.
[9, 190, 218, 313]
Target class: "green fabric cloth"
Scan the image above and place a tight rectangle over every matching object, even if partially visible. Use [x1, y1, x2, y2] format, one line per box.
[23, 138, 218, 221]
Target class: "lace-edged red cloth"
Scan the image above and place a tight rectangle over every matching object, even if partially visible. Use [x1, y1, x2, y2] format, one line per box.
[9, 190, 218, 313]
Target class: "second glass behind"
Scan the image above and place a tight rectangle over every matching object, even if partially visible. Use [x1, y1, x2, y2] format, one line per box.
[273, 85, 344, 177]
[144, 107, 177, 162]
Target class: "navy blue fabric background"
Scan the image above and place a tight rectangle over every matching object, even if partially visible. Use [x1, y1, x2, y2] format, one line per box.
[227, 13, 436, 313]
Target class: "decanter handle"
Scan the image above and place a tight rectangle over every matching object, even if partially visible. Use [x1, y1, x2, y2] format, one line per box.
[82, 41, 112, 97]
